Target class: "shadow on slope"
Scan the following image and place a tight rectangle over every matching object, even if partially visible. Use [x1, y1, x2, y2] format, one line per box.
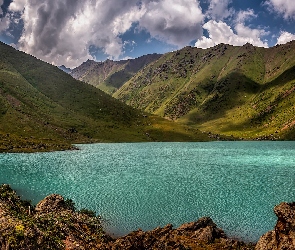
[180, 72, 260, 125]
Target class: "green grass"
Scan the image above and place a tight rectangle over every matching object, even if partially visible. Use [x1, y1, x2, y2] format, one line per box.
[0, 42, 210, 151]
[113, 41, 295, 140]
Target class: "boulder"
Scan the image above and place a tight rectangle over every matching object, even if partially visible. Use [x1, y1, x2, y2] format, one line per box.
[256, 202, 295, 250]
[35, 194, 67, 213]
[106, 217, 231, 249]
[176, 217, 226, 243]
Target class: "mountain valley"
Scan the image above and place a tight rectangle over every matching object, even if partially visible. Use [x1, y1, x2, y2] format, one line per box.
[0, 42, 208, 152]
[73, 42, 295, 140]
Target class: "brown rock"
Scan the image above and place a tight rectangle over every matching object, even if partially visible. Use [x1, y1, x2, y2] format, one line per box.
[176, 217, 226, 243]
[177, 217, 214, 231]
[35, 194, 67, 213]
[256, 202, 295, 250]
[104, 217, 236, 249]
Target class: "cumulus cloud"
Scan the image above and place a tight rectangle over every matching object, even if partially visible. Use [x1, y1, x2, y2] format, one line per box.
[140, 0, 204, 47]
[8, 0, 26, 12]
[264, 0, 295, 19]
[7, 0, 204, 67]
[195, 8, 268, 49]
[206, 0, 234, 20]
[0, 16, 9, 32]
[195, 20, 268, 49]
[236, 9, 257, 23]
[276, 31, 295, 45]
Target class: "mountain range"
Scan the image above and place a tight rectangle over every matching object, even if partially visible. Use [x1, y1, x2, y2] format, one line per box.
[2, 39, 295, 152]
[72, 41, 295, 140]
[71, 53, 161, 95]
[0, 42, 208, 152]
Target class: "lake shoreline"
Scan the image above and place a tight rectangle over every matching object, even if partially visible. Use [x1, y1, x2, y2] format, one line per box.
[1, 184, 295, 249]
[1, 142, 295, 245]
[0, 184, 257, 249]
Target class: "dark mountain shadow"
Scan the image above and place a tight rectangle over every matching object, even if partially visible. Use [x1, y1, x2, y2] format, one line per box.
[224, 66, 295, 138]
[105, 54, 162, 90]
[266, 65, 295, 87]
[183, 71, 260, 124]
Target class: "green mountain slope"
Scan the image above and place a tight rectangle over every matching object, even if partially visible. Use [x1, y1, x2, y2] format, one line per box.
[71, 54, 162, 94]
[114, 42, 295, 139]
[0, 42, 209, 152]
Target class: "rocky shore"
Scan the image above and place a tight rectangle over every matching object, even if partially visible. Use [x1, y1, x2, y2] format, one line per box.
[0, 184, 294, 250]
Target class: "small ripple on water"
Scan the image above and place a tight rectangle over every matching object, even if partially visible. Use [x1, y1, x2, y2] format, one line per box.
[0, 141, 294, 242]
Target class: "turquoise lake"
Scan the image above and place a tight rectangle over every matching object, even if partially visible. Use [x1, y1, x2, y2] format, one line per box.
[0, 141, 295, 242]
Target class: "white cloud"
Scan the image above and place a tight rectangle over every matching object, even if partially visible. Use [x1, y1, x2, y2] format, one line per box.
[196, 8, 268, 49]
[8, 0, 143, 67]
[8, 0, 26, 12]
[0, 17, 9, 32]
[195, 20, 268, 49]
[236, 9, 257, 23]
[138, 0, 204, 47]
[276, 31, 295, 45]
[207, 0, 234, 20]
[7, 0, 204, 67]
[121, 56, 134, 60]
[265, 0, 295, 19]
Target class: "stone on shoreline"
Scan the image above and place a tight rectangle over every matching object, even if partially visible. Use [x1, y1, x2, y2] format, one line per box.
[103, 216, 254, 250]
[4, 184, 295, 250]
[256, 202, 295, 250]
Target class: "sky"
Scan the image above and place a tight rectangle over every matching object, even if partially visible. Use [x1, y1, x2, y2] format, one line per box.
[0, 0, 295, 68]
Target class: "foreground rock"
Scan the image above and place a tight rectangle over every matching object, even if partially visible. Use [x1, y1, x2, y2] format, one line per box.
[0, 184, 256, 249]
[256, 202, 295, 250]
[102, 217, 254, 250]
[0, 185, 107, 249]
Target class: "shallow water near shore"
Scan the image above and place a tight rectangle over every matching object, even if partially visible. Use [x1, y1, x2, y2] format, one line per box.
[0, 141, 295, 242]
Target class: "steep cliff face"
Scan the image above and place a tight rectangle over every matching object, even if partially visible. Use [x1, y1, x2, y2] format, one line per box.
[256, 202, 295, 250]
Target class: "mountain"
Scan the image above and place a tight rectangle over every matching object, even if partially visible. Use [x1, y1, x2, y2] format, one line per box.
[113, 41, 295, 140]
[0, 42, 209, 152]
[58, 65, 72, 74]
[71, 54, 162, 94]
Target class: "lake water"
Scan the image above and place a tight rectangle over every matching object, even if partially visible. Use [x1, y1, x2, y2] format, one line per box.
[0, 141, 295, 242]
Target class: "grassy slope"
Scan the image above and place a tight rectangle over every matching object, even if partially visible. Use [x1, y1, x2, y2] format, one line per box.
[114, 42, 295, 139]
[0, 42, 209, 152]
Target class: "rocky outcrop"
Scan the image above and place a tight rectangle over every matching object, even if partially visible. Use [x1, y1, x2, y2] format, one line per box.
[256, 202, 295, 250]
[0, 184, 257, 250]
[0, 185, 105, 250]
[102, 217, 254, 250]
[35, 194, 68, 213]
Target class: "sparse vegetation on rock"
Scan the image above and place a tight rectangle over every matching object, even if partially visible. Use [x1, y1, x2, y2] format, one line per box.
[0, 184, 259, 250]
[256, 202, 295, 250]
[0, 184, 106, 250]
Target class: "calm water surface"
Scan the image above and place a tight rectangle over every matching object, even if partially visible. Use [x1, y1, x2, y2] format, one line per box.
[0, 141, 295, 242]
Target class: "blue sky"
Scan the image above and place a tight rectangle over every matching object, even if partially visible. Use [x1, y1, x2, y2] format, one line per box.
[0, 0, 295, 68]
